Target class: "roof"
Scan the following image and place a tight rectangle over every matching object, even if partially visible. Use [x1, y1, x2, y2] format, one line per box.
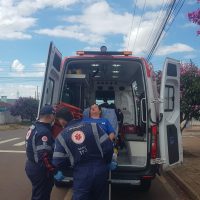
[6, 99, 17, 104]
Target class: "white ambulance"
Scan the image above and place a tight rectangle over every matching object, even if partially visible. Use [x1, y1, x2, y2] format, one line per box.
[39, 42, 183, 191]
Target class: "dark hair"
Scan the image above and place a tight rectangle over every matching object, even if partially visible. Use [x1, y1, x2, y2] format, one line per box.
[56, 107, 73, 122]
[39, 105, 55, 116]
[89, 104, 102, 117]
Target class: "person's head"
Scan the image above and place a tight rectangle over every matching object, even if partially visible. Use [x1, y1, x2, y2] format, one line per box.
[39, 105, 55, 124]
[89, 104, 102, 118]
[56, 107, 73, 128]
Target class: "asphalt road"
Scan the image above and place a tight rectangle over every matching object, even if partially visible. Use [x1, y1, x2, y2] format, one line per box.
[0, 127, 180, 200]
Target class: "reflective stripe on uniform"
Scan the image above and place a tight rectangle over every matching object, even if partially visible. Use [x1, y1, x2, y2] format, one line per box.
[53, 152, 68, 158]
[30, 125, 36, 130]
[68, 124, 83, 131]
[91, 123, 103, 158]
[36, 145, 52, 151]
[99, 134, 108, 144]
[57, 134, 74, 166]
[32, 132, 38, 163]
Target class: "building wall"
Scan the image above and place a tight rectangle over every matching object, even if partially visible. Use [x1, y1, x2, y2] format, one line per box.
[190, 119, 200, 126]
[0, 111, 21, 124]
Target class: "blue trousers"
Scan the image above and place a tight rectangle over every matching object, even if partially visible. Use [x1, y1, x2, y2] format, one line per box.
[25, 160, 54, 200]
[73, 160, 109, 200]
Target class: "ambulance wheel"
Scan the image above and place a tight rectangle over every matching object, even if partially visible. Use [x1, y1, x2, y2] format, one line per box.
[140, 180, 151, 192]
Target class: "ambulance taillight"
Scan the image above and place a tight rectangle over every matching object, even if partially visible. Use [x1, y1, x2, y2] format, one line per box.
[151, 125, 158, 159]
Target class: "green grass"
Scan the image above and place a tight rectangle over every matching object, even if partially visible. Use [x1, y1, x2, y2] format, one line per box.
[0, 122, 30, 131]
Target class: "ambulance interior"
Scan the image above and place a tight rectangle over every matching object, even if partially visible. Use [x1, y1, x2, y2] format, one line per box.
[61, 59, 148, 168]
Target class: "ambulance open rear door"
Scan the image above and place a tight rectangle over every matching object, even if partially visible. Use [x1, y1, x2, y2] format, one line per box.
[39, 42, 62, 110]
[159, 58, 183, 169]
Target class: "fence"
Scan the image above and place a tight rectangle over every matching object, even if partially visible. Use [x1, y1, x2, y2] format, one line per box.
[0, 111, 21, 124]
[190, 119, 200, 126]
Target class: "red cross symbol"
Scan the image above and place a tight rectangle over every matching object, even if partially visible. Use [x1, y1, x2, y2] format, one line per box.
[75, 133, 82, 141]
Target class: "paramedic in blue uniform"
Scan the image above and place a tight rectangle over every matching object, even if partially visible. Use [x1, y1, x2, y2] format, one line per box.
[53, 109, 114, 200]
[82, 104, 115, 141]
[25, 105, 55, 200]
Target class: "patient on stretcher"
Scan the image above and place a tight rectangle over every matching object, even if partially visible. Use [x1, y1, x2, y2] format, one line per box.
[83, 104, 118, 141]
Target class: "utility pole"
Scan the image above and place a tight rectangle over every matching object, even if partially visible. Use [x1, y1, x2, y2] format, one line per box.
[36, 86, 39, 100]
[190, 59, 194, 67]
[17, 91, 19, 99]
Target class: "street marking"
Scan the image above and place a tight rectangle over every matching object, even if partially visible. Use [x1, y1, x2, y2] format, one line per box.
[0, 150, 26, 153]
[64, 189, 73, 200]
[0, 138, 20, 144]
[13, 141, 25, 146]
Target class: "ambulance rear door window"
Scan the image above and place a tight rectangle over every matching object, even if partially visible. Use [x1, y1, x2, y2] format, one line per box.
[45, 78, 54, 105]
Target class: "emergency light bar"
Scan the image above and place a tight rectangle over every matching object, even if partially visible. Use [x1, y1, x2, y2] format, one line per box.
[76, 46, 132, 56]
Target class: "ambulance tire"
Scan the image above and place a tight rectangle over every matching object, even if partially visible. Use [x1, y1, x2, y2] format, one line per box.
[54, 180, 72, 188]
[140, 180, 151, 192]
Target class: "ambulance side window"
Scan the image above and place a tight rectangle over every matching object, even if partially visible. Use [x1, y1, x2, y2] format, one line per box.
[45, 78, 54, 105]
[164, 85, 174, 112]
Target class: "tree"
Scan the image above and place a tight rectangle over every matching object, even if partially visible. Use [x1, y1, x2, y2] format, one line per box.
[10, 97, 39, 122]
[180, 62, 200, 131]
[155, 62, 200, 131]
[188, 1, 200, 35]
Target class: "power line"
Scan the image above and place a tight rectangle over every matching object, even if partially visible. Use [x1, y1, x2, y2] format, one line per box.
[127, 0, 138, 50]
[146, 0, 174, 60]
[165, 0, 185, 33]
[146, 0, 178, 61]
[10, 70, 45, 72]
[149, 0, 186, 60]
[144, 0, 167, 53]
[0, 77, 44, 83]
[147, 0, 185, 61]
[132, 0, 147, 50]
[0, 76, 43, 78]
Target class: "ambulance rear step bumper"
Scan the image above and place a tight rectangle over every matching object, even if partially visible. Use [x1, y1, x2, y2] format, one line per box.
[108, 179, 141, 185]
[61, 177, 141, 185]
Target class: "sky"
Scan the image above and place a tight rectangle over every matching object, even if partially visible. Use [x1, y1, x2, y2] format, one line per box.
[0, 0, 199, 99]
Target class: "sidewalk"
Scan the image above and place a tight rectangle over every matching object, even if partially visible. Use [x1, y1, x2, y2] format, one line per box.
[168, 126, 200, 200]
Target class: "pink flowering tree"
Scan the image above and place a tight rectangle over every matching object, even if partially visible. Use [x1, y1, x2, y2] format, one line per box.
[188, 1, 200, 35]
[180, 63, 200, 130]
[155, 63, 200, 131]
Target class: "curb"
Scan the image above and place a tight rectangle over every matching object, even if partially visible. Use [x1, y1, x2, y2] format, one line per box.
[156, 174, 180, 200]
[167, 170, 200, 200]
[184, 128, 200, 133]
